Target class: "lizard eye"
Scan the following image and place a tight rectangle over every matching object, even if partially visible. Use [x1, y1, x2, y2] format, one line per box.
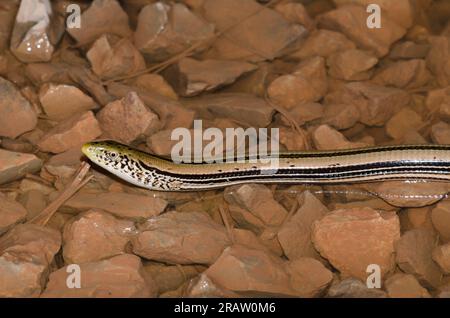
[107, 151, 119, 161]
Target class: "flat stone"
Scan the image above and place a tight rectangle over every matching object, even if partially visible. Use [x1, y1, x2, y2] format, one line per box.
[134, 2, 214, 62]
[385, 108, 424, 140]
[268, 57, 327, 110]
[132, 211, 231, 265]
[37, 111, 102, 153]
[327, 277, 387, 298]
[432, 243, 450, 274]
[325, 82, 410, 126]
[87, 36, 145, 80]
[431, 121, 450, 145]
[67, 0, 132, 45]
[426, 36, 450, 87]
[395, 228, 442, 289]
[41, 254, 154, 297]
[63, 209, 136, 264]
[204, 245, 298, 297]
[224, 184, 288, 227]
[318, 4, 406, 57]
[289, 29, 356, 60]
[63, 191, 167, 220]
[0, 195, 27, 235]
[39, 83, 97, 121]
[10, 0, 54, 63]
[312, 207, 400, 280]
[431, 201, 450, 242]
[0, 224, 61, 297]
[0, 77, 37, 138]
[312, 124, 370, 150]
[327, 49, 378, 81]
[278, 191, 328, 260]
[97, 92, 159, 143]
[0, 148, 42, 185]
[203, 0, 306, 61]
[164, 58, 257, 97]
[385, 273, 431, 298]
[183, 93, 274, 127]
[286, 257, 333, 297]
[372, 59, 431, 89]
[333, 0, 415, 29]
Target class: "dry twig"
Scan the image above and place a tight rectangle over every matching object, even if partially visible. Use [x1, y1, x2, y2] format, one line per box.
[28, 162, 93, 226]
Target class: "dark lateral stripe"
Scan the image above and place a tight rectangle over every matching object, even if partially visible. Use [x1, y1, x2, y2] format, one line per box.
[179, 167, 450, 185]
[139, 159, 450, 181]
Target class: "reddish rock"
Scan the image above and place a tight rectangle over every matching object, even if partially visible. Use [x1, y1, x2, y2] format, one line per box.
[372, 59, 431, 89]
[184, 93, 274, 127]
[385, 273, 431, 298]
[268, 57, 327, 110]
[290, 29, 355, 60]
[134, 2, 214, 62]
[165, 58, 257, 96]
[186, 273, 240, 298]
[132, 211, 231, 265]
[333, 0, 415, 29]
[232, 228, 270, 252]
[431, 201, 450, 242]
[132, 74, 178, 100]
[87, 36, 145, 80]
[143, 263, 203, 294]
[279, 102, 324, 126]
[227, 204, 266, 234]
[205, 245, 297, 297]
[278, 127, 309, 151]
[225, 184, 288, 227]
[322, 103, 360, 130]
[0, 77, 37, 138]
[390, 41, 430, 59]
[426, 87, 450, 120]
[318, 4, 406, 57]
[327, 49, 378, 81]
[41, 254, 154, 297]
[67, 0, 132, 45]
[385, 108, 423, 140]
[274, 2, 313, 30]
[17, 189, 47, 220]
[432, 243, 450, 274]
[312, 207, 400, 280]
[431, 121, 450, 144]
[325, 82, 410, 126]
[0, 195, 27, 235]
[97, 92, 159, 143]
[426, 36, 450, 87]
[278, 191, 328, 260]
[327, 278, 387, 298]
[107, 82, 194, 130]
[286, 257, 333, 297]
[0, 148, 42, 185]
[203, 0, 306, 61]
[312, 124, 370, 150]
[395, 229, 442, 289]
[0, 224, 61, 297]
[63, 192, 167, 220]
[63, 209, 136, 264]
[37, 111, 102, 153]
[9, 0, 54, 63]
[39, 83, 97, 121]
[404, 207, 434, 231]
